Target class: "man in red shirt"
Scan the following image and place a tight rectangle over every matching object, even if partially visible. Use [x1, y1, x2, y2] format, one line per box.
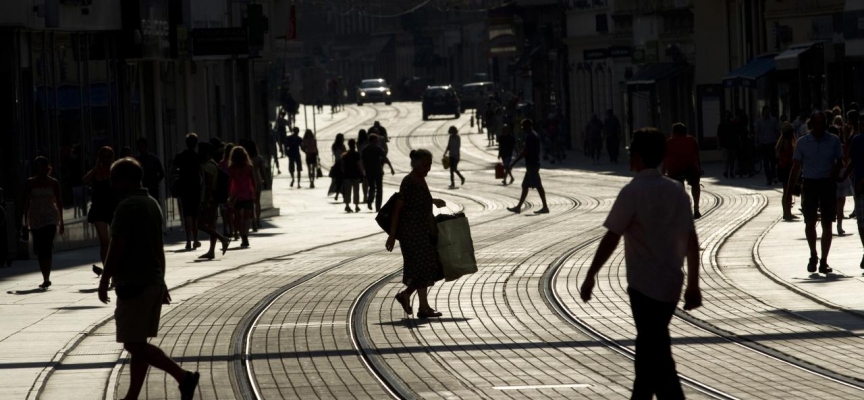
[663, 123, 702, 219]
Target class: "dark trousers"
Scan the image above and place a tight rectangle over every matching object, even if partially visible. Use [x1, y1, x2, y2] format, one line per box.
[723, 148, 737, 177]
[367, 174, 384, 211]
[759, 144, 777, 182]
[628, 288, 684, 400]
[607, 139, 620, 163]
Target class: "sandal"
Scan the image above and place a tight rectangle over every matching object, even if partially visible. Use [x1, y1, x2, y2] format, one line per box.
[395, 292, 412, 315]
[417, 308, 442, 319]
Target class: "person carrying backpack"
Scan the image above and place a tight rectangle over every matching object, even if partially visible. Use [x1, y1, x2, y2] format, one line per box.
[196, 142, 230, 259]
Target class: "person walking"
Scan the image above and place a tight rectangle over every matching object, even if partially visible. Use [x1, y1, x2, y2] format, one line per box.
[341, 139, 364, 213]
[22, 157, 64, 289]
[784, 110, 844, 275]
[136, 138, 165, 201]
[663, 123, 702, 219]
[84, 146, 118, 271]
[443, 126, 466, 189]
[586, 115, 604, 163]
[718, 111, 738, 179]
[506, 119, 550, 214]
[604, 110, 622, 164]
[386, 149, 447, 319]
[196, 142, 230, 260]
[228, 147, 256, 248]
[242, 140, 268, 232]
[329, 134, 346, 201]
[834, 124, 853, 236]
[369, 121, 388, 142]
[285, 127, 304, 188]
[498, 126, 516, 185]
[845, 116, 864, 267]
[268, 123, 281, 175]
[362, 134, 394, 211]
[218, 143, 236, 239]
[171, 134, 202, 250]
[485, 104, 497, 146]
[96, 158, 200, 400]
[776, 123, 798, 221]
[755, 105, 781, 185]
[358, 129, 370, 203]
[580, 128, 702, 400]
[302, 129, 319, 189]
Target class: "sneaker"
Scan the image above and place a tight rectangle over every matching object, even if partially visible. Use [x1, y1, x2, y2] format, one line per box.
[819, 261, 833, 274]
[193, 241, 201, 249]
[368, 203, 373, 210]
[39, 280, 51, 289]
[838, 228, 846, 236]
[179, 371, 200, 400]
[694, 210, 702, 220]
[807, 257, 818, 273]
[185, 243, 192, 251]
[534, 207, 550, 214]
[345, 206, 353, 213]
[310, 182, 315, 189]
[507, 206, 521, 214]
[355, 205, 361, 213]
[448, 184, 457, 189]
[290, 180, 294, 187]
[240, 236, 249, 248]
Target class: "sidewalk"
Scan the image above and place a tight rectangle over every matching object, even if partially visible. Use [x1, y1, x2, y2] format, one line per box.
[0, 107, 374, 399]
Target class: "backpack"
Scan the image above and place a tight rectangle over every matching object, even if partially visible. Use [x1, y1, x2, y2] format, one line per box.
[214, 167, 230, 204]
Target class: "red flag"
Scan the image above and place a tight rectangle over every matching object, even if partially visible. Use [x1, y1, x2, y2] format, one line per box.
[287, 5, 297, 40]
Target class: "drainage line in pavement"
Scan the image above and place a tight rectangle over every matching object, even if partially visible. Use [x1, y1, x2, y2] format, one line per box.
[540, 238, 741, 400]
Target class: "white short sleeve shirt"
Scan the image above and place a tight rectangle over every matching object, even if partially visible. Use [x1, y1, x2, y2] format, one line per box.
[604, 168, 695, 303]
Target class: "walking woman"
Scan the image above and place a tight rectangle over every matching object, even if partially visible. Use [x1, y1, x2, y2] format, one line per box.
[777, 123, 797, 221]
[358, 129, 369, 202]
[385, 149, 447, 319]
[302, 129, 319, 189]
[342, 139, 364, 213]
[329, 134, 346, 201]
[83, 146, 117, 271]
[443, 126, 465, 188]
[228, 146, 256, 248]
[218, 143, 236, 239]
[835, 124, 854, 235]
[22, 157, 64, 289]
[242, 140, 268, 232]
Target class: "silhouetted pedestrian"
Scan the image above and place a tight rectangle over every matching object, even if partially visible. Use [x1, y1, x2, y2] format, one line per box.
[362, 134, 395, 211]
[329, 134, 346, 201]
[586, 115, 603, 163]
[228, 147, 256, 248]
[22, 157, 64, 289]
[218, 143, 236, 239]
[507, 119, 549, 214]
[785, 111, 843, 274]
[604, 110, 622, 164]
[717, 111, 737, 178]
[663, 123, 702, 219]
[444, 126, 465, 188]
[84, 146, 118, 272]
[302, 129, 319, 189]
[285, 127, 304, 188]
[196, 142, 230, 260]
[498, 126, 516, 185]
[580, 128, 701, 400]
[777, 123, 797, 221]
[342, 139, 364, 213]
[755, 106, 780, 185]
[243, 140, 268, 232]
[97, 158, 200, 400]
[172, 134, 202, 250]
[386, 149, 447, 319]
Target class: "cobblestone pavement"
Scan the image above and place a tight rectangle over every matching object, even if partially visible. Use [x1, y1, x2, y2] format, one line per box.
[17, 103, 864, 399]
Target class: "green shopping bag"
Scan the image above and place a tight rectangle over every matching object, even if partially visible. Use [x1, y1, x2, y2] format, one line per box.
[436, 213, 477, 282]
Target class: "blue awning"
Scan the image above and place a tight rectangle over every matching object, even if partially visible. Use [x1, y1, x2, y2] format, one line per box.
[723, 54, 776, 88]
[626, 63, 692, 85]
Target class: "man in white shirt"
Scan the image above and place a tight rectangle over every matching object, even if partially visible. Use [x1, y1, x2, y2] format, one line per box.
[785, 110, 844, 274]
[580, 128, 701, 400]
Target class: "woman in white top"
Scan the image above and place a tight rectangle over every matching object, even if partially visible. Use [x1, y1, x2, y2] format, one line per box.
[443, 126, 465, 189]
[22, 157, 64, 289]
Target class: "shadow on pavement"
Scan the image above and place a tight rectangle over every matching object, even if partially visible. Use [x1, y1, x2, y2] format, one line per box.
[376, 317, 471, 328]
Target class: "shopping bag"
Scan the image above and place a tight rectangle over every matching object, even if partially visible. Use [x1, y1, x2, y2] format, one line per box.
[495, 162, 505, 179]
[442, 155, 450, 169]
[436, 213, 477, 282]
[375, 193, 400, 234]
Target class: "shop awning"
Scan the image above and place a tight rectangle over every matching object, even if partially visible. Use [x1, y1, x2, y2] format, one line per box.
[723, 54, 776, 88]
[775, 42, 819, 70]
[626, 63, 692, 85]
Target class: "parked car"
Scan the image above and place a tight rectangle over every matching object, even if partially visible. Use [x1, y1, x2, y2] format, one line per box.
[356, 78, 392, 106]
[422, 86, 461, 120]
[460, 81, 495, 112]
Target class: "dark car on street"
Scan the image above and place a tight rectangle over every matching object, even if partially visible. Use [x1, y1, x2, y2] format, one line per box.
[422, 86, 460, 120]
[357, 78, 392, 106]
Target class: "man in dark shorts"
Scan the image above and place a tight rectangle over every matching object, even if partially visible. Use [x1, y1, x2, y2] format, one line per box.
[285, 127, 304, 187]
[663, 123, 702, 219]
[506, 119, 549, 214]
[785, 110, 843, 274]
[361, 134, 394, 211]
[172, 133, 201, 249]
[98, 158, 199, 400]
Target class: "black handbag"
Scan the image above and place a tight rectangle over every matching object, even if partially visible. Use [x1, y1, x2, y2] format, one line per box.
[317, 166, 324, 178]
[375, 192, 400, 234]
